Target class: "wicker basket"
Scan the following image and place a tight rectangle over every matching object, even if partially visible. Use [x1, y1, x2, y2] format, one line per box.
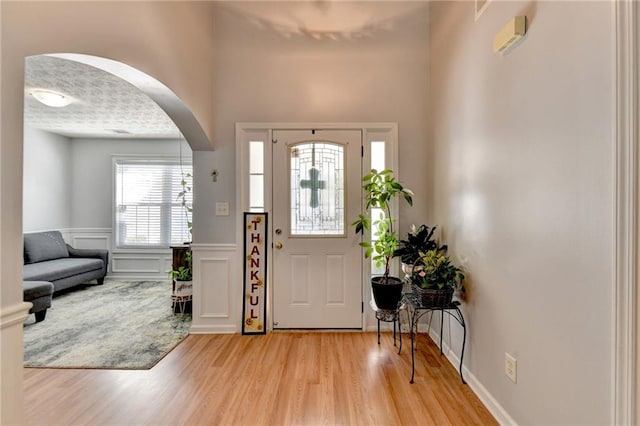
[412, 284, 453, 307]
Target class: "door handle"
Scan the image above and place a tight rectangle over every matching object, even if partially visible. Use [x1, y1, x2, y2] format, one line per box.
[275, 242, 283, 249]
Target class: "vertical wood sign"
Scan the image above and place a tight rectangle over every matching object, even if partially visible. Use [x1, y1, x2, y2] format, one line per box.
[242, 212, 268, 335]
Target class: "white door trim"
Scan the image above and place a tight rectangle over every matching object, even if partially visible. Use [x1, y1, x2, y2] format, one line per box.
[236, 122, 399, 332]
[613, 1, 638, 424]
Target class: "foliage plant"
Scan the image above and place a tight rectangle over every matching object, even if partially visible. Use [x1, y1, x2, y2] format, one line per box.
[176, 171, 193, 239]
[169, 248, 192, 281]
[412, 249, 465, 292]
[352, 169, 413, 282]
[394, 224, 447, 265]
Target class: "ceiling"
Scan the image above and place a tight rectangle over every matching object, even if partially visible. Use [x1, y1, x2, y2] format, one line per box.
[24, 55, 181, 139]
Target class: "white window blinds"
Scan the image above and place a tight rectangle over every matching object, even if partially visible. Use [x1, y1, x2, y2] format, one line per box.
[115, 158, 192, 248]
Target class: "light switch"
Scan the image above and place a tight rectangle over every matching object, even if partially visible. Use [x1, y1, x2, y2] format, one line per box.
[215, 202, 229, 216]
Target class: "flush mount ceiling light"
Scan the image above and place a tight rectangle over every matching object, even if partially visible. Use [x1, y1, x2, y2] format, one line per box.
[29, 88, 74, 107]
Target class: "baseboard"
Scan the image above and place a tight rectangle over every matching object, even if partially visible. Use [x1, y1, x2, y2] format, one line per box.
[105, 274, 171, 282]
[427, 328, 518, 426]
[189, 324, 237, 334]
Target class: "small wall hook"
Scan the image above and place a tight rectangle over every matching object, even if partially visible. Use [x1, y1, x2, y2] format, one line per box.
[211, 169, 218, 182]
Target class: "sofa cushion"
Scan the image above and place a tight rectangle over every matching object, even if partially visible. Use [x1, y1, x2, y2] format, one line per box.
[23, 258, 103, 282]
[23, 281, 54, 300]
[24, 231, 69, 264]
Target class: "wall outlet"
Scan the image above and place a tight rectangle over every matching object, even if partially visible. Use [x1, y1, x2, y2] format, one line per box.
[215, 202, 229, 216]
[505, 352, 517, 383]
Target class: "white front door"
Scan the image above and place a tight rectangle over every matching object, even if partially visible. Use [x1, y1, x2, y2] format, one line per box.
[272, 129, 362, 329]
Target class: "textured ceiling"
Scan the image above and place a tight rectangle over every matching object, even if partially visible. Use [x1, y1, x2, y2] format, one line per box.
[24, 55, 181, 139]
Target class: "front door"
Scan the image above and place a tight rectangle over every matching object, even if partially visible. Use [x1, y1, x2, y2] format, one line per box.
[272, 129, 362, 328]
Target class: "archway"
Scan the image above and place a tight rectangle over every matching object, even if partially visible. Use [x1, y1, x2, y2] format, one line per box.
[41, 53, 210, 150]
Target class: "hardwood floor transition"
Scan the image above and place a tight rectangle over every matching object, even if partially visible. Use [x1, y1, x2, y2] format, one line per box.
[24, 332, 497, 425]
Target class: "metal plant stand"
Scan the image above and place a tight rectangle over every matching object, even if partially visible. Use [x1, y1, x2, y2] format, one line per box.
[370, 299, 403, 353]
[403, 292, 467, 384]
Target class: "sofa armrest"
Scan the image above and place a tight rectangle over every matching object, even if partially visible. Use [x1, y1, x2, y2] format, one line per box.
[66, 245, 109, 276]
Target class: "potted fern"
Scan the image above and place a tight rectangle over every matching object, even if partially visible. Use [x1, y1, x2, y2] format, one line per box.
[352, 169, 413, 310]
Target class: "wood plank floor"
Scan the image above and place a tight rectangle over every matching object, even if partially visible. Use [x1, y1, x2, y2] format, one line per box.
[24, 332, 497, 425]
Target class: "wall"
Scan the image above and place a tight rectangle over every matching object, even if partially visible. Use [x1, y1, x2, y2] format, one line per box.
[69, 138, 191, 279]
[23, 126, 71, 232]
[1, 3, 215, 422]
[70, 138, 190, 228]
[428, 1, 613, 424]
[202, 1, 431, 244]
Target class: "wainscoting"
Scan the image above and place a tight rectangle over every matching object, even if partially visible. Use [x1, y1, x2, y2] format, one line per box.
[63, 228, 173, 280]
[190, 243, 238, 334]
[59, 230, 240, 334]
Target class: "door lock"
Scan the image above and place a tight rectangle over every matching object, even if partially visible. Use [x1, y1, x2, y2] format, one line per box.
[275, 242, 283, 249]
[275, 228, 282, 235]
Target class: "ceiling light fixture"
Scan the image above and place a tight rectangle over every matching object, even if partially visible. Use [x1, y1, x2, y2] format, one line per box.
[29, 88, 74, 107]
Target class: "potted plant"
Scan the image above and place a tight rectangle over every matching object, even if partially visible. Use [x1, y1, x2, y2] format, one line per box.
[176, 171, 193, 242]
[169, 248, 192, 282]
[169, 248, 193, 313]
[352, 169, 413, 310]
[411, 249, 465, 307]
[394, 224, 447, 276]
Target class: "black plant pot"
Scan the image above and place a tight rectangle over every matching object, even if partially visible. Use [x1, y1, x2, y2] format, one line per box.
[371, 275, 404, 310]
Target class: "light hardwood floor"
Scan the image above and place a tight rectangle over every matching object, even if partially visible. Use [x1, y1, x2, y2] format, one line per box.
[24, 332, 497, 425]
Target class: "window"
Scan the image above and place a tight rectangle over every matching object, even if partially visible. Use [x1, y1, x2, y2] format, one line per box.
[289, 141, 345, 235]
[114, 158, 192, 249]
[249, 141, 264, 212]
[370, 140, 386, 276]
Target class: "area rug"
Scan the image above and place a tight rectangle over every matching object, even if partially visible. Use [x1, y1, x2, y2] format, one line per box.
[23, 280, 191, 370]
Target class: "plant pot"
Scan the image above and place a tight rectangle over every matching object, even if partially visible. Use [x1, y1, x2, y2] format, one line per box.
[172, 279, 193, 314]
[371, 275, 404, 310]
[411, 283, 453, 308]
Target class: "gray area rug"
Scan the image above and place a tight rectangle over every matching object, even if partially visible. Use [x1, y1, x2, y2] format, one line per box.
[23, 280, 191, 369]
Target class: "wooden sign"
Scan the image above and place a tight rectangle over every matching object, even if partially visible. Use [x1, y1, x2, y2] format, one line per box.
[242, 212, 268, 335]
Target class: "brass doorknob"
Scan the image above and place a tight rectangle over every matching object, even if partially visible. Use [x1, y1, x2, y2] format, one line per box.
[275, 242, 283, 249]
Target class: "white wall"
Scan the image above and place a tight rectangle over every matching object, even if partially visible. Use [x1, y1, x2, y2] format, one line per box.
[428, 1, 613, 424]
[70, 138, 190, 228]
[23, 126, 71, 232]
[199, 1, 431, 244]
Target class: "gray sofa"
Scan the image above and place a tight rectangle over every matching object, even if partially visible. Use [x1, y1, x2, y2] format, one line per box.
[23, 230, 109, 293]
[23, 281, 54, 322]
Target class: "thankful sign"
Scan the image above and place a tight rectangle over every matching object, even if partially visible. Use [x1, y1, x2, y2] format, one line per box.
[242, 212, 268, 335]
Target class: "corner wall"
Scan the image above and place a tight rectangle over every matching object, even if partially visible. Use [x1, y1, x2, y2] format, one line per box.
[428, 1, 614, 424]
[23, 126, 71, 232]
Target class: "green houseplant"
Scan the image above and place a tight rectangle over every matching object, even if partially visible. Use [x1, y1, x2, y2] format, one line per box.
[352, 169, 413, 310]
[394, 224, 447, 266]
[411, 249, 465, 307]
[170, 168, 193, 281]
[176, 171, 193, 241]
[169, 247, 192, 281]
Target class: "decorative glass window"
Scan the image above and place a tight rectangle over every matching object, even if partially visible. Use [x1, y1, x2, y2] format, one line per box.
[114, 158, 192, 248]
[370, 141, 386, 275]
[289, 142, 345, 236]
[249, 141, 264, 212]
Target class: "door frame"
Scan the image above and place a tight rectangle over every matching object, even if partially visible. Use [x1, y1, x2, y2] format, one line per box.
[614, 1, 638, 424]
[236, 122, 399, 332]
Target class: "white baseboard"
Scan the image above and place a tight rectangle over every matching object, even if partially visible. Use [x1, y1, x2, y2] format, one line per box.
[189, 324, 237, 334]
[427, 328, 518, 426]
[104, 275, 171, 282]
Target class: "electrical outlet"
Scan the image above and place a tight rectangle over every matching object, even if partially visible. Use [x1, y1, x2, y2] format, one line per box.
[505, 352, 517, 383]
[215, 202, 229, 216]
